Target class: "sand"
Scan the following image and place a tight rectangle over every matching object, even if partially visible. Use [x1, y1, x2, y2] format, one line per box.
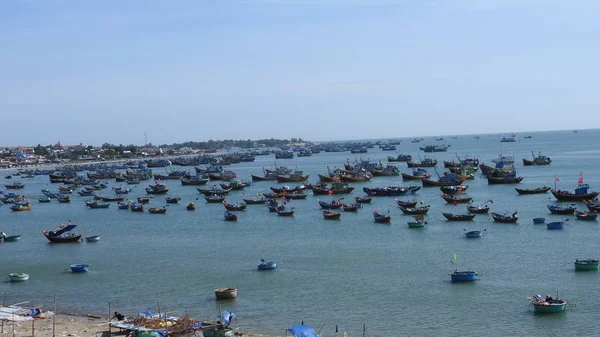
[0, 314, 281, 337]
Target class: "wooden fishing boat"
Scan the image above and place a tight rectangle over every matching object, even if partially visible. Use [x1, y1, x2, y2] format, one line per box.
[323, 210, 341, 220]
[442, 212, 476, 221]
[401, 172, 432, 181]
[38, 196, 51, 203]
[547, 204, 576, 215]
[10, 203, 32, 211]
[8, 273, 29, 282]
[148, 207, 167, 214]
[421, 173, 464, 187]
[251, 173, 277, 181]
[363, 186, 420, 196]
[99, 195, 124, 202]
[466, 204, 490, 214]
[70, 264, 90, 273]
[546, 221, 566, 230]
[224, 211, 237, 221]
[43, 223, 82, 243]
[137, 196, 150, 204]
[399, 205, 430, 215]
[186, 202, 196, 210]
[530, 294, 566, 314]
[440, 185, 468, 194]
[388, 154, 412, 162]
[242, 197, 267, 205]
[575, 211, 597, 221]
[117, 201, 130, 210]
[407, 218, 427, 228]
[406, 158, 438, 168]
[271, 185, 305, 194]
[85, 235, 100, 242]
[533, 217, 546, 224]
[515, 186, 551, 195]
[441, 194, 473, 204]
[1, 234, 21, 242]
[277, 207, 295, 216]
[276, 171, 309, 183]
[450, 270, 477, 282]
[181, 176, 209, 185]
[491, 212, 518, 223]
[318, 174, 341, 183]
[130, 203, 144, 212]
[583, 200, 600, 212]
[551, 183, 599, 201]
[339, 172, 372, 182]
[165, 196, 181, 204]
[523, 152, 551, 166]
[373, 211, 391, 223]
[342, 203, 361, 212]
[215, 287, 238, 300]
[354, 196, 372, 204]
[86, 200, 110, 209]
[574, 259, 599, 270]
[464, 229, 485, 238]
[5, 182, 25, 190]
[223, 201, 247, 211]
[220, 181, 251, 191]
[318, 199, 343, 209]
[312, 183, 355, 195]
[197, 187, 232, 196]
[395, 199, 418, 208]
[487, 175, 524, 184]
[257, 260, 277, 271]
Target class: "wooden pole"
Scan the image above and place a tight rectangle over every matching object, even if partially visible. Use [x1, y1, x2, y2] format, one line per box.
[108, 302, 111, 336]
[157, 300, 161, 319]
[163, 305, 168, 337]
[32, 300, 35, 337]
[52, 296, 56, 337]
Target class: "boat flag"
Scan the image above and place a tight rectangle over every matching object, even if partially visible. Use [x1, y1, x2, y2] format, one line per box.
[453, 254, 457, 261]
[578, 171, 584, 184]
[555, 177, 560, 182]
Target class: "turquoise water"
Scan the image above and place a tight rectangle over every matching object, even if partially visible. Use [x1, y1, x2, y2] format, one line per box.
[2, 129, 600, 336]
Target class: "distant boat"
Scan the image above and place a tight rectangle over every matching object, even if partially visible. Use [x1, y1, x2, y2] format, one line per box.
[8, 273, 29, 282]
[442, 212, 476, 221]
[530, 293, 566, 314]
[70, 264, 90, 273]
[546, 221, 566, 230]
[464, 229, 485, 238]
[186, 202, 196, 210]
[551, 183, 599, 201]
[215, 287, 238, 300]
[515, 186, 551, 195]
[575, 211, 597, 221]
[574, 259, 599, 271]
[547, 204, 576, 215]
[491, 212, 518, 223]
[1, 234, 21, 242]
[42, 223, 82, 243]
[532, 217, 546, 224]
[224, 211, 237, 221]
[407, 219, 426, 228]
[85, 235, 100, 242]
[257, 259, 277, 271]
[450, 269, 477, 282]
[323, 210, 341, 220]
[373, 211, 391, 223]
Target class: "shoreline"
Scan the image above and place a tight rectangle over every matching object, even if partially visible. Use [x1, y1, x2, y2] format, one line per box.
[1, 311, 282, 337]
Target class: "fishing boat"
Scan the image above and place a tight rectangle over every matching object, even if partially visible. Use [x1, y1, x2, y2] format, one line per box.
[181, 176, 210, 185]
[533, 217, 546, 224]
[8, 273, 29, 282]
[224, 211, 237, 221]
[223, 201, 247, 211]
[407, 158, 438, 168]
[251, 173, 277, 181]
[205, 195, 226, 203]
[421, 172, 464, 187]
[551, 182, 599, 201]
[530, 294, 567, 314]
[165, 196, 181, 204]
[487, 175, 524, 185]
[242, 197, 267, 205]
[575, 211, 597, 221]
[401, 169, 431, 181]
[491, 212, 519, 223]
[373, 211, 391, 223]
[450, 269, 478, 282]
[145, 183, 169, 195]
[354, 196, 372, 204]
[257, 259, 277, 271]
[420, 144, 450, 152]
[215, 288, 238, 300]
[148, 207, 167, 214]
[312, 182, 355, 195]
[395, 199, 418, 208]
[0, 234, 21, 242]
[323, 210, 341, 220]
[342, 203, 361, 212]
[442, 212, 476, 221]
[186, 202, 196, 210]
[10, 202, 32, 212]
[464, 229, 485, 238]
[197, 187, 232, 196]
[220, 180, 251, 191]
[440, 185, 468, 195]
[42, 222, 82, 243]
[399, 205, 430, 215]
[574, 259, 599, 270]
[318, 199, 343, 209]
[277, 207, 295, 216]
[5, 182, 25, 190]
[38, 195, 51, 203]
[363, 185, 420, 196]
[85, 235, 100, 242]
[441, 194, 473, 204]
[546, 221, 566, 230]
[70, 264, 90, 273]
[547, 204, 576, 215]
[523, 151, 552, 166]
[130, 203, 144, 212]
[515, 186, 551, 195]
[86, 200, 110, 209]
[466, 204, 490, 214]
[407, 219, 427, 228]
[276, 171, 309, 183]
[388, 154, 412, 162]
[117, 201, 130, 210]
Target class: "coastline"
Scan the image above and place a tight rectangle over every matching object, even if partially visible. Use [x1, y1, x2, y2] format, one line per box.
[2, 312, 282, 337]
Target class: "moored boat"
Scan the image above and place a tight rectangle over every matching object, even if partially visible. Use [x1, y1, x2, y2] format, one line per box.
[515, 186, 551, 195]
[399, 205, 430, 215]
[464, 229, 485, 238]
[491, 211, 518, 223]
[85, 235, 100, 242]
[551, 183, 599, 201]
[257, 259, 277, 271]
[224, 211, 237, 221]
[466, 203, 491, 214]
[148, 207, 167, 214]
[407, 219, 427, 228]
[323, 210, 341, 220]
[575, 211, 597, 221]
[70, 264, 90, 273]
[215, 287, 238, 300]
[442, 212, 476, 221]
[441, 194, 473, 204]
[42, 222, 82, 243]
[8, 273, 29, 282]
[373, 211, 391, 223]
[574, 259, 599, 271]
[530, 294, 566, 314]
[186, 202, 196, 210]
[547, 204, 576, 215]
[354, 196, 372, 204]
[546, 221, 566, 230]
[450, 269, 477, 282]
[533, 217, 546, 224]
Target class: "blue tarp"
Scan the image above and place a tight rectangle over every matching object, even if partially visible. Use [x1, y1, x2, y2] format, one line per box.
[52, 224, 77, 237]
[220, 311, 236, 325]
[287, 325, 318, 337]
[139, 309, 153, 317]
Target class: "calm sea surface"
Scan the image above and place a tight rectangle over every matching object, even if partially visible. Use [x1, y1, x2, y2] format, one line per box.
[2, 129, 600, 336]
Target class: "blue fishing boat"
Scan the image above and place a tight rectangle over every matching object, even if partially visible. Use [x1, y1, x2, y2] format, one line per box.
[117, 201, 130, 210]
[546, 221, 566, 230]
[533, 217, 546, 224]
[574, 259, 599, 271]
[450, 269, 478, 282]
[70, 264, 90, 273]
[257, 259, 277, 271]
[224, 211, 237, 221]
[464, 229, 485, 238]
[373, 211, 391, 223]
[547, 204, 576, 214]
[85, 235, 100, 242]
[530, 293, 567, 313]
[287, 325, 318, 337]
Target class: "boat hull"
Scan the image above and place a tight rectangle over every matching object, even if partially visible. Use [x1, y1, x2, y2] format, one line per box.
[532, 302, 566, 314]
[574, 260, 599, 270]
[215, 288, 237, 300]
[8, 273, 29, 282]
[85, 236, 100, 242]
[70, 264, 90, 272]
[43, 231, 82, 243]
[551, 190, 600, 201]
[258, 262, 277, 270]
[450, 272, 477, 282]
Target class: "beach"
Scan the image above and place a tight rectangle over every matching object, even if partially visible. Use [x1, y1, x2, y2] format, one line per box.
[1, 312, 281, 337]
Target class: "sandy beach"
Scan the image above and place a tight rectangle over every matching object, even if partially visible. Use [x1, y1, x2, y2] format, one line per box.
[1, 313, 281, 337]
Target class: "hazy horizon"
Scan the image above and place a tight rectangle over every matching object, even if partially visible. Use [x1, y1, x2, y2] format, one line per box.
[2, 1, 599, 145]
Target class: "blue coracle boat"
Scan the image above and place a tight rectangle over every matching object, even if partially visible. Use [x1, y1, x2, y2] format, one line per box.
[533, 217, 546, 224]
[257, 259, 277, 271]
[450, 269, 478, 282]
[70, 264, 90, 273]
[464, 229, 485, 238]
[546, 221, 566, 230]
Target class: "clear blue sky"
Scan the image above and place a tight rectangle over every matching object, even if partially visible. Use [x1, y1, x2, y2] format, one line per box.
[1, 0, 598, 146]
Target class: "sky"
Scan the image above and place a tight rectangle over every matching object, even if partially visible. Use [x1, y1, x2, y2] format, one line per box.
[1, 0, 599, 146]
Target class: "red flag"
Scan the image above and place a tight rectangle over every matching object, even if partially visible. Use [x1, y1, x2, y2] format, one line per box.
[555, 177, 560, 182]
[578, 171, 584, 184]
[328, 190, 334, 196]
